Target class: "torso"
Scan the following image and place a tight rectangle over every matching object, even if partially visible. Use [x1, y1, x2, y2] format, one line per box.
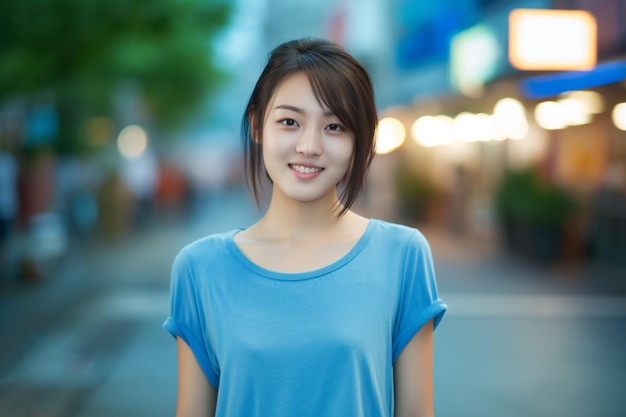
[165, 218, 446, 416]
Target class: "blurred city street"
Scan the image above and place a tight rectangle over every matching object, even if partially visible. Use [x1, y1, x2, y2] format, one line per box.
[1, 187, 625, 417]
[2, 2, 626, 416]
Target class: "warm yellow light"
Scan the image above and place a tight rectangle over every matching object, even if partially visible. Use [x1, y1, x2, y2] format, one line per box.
[375, 117, 405, 154]
[535, 101, 567, 130]
[533, 92, 601, 130]
[452, 112, 481, 142]
[509, 8, 597, 70]
[411, 116, 436, 147]
[562, 90, 604, 114]
[117, 125, 148, 159]
[613, 103, 626, 131]
[411, 115, 454, 147]
[558, 97, 592, 126]
[494, 97, 525, 120]
[478, 113, 505, 141]
[493, 97, 529, 140]
[435, 115, 455, 145]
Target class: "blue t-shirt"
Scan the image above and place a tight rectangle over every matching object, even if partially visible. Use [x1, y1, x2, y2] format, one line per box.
[164, 219, 446, 417]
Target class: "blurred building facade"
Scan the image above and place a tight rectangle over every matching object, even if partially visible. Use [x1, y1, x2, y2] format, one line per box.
[371, 0, 626, 269]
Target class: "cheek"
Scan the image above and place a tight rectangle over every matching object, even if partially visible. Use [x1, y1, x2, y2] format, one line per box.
[262, 136, 288, 160]
[332, 139, 355, 166]
[261, 126, 281, 155]
[261, 134, 291, 174]
[341, 140, 356, 178]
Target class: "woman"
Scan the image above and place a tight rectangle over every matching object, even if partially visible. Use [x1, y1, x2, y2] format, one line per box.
[164, 38, 447, 417]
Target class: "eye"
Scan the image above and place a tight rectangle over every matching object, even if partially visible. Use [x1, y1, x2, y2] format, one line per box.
[280, 118, 298, 127]
[326, 123, 343, 131]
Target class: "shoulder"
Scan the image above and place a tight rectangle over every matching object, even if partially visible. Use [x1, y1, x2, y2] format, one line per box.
[369, 219, 430, 251]
[173, 230, 238, 272]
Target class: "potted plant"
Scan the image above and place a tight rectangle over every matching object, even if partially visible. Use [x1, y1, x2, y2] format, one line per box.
[394, 164, 438, 224]
[494, 168, 577, 262]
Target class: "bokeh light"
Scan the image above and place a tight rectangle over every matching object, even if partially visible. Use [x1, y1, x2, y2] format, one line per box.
[375, 117, 405, 154]
[534, 101, 568, 130]
[411, 115, 454, 147]
[117, 125, 148, 159]
[558, 97, 592, 126]
[453, 112, 481, 142]
[493, 98, 529, 140]
[562, 90, 604, 114]
[612, 102, 626, 131]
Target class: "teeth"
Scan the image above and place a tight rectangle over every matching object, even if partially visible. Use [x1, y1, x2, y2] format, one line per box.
[291, 164, 322, 174]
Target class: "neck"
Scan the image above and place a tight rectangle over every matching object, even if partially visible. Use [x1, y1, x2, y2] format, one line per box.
[260, 192, 347, 241]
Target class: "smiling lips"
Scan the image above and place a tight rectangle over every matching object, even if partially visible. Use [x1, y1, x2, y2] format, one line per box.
[289, 164, 323, 176]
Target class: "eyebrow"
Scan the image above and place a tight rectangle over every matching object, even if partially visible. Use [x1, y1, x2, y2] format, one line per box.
[274, 104, 336, 118]
[274, 104, 304, 114]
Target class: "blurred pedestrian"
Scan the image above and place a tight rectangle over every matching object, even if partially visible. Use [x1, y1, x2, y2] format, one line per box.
[0, 149, 18, 254]
[120, 146, 159, 230]
[164, 38, 447, 417]
[57, 157, 99, 239]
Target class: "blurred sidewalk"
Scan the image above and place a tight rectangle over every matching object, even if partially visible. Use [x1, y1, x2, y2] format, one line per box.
[0, 188, 624, 416]
[424, 226, 626, 417]
[424, 225, 626, 298]
[0, 188, 260, 417]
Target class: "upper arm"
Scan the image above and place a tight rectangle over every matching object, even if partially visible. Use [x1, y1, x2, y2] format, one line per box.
[393, 319, 435, 417]
[176, 337, 217, 417]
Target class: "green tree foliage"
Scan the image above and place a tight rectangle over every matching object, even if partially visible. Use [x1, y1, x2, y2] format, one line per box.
[0, 0, 231, 154]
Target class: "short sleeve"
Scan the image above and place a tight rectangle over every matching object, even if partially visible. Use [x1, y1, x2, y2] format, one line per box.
[163, 248, 220, 388]
[391, 230, 447, 363]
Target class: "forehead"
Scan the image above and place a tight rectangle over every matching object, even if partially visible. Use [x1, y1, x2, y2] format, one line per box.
[267, 72, 333, 114]
[270, 72, 312, 102]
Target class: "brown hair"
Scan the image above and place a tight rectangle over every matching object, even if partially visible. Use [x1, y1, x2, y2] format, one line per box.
[241, 38, 377, 215]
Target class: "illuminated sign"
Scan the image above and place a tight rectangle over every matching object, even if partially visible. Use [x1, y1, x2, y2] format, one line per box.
[450, 24, 500, 97]
[509, 8, 597, 71]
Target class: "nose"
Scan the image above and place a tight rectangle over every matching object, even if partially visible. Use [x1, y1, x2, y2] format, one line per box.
[295, 127, 322, 156]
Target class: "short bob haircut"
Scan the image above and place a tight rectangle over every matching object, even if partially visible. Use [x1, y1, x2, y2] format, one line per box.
[241, 38, 378, 216]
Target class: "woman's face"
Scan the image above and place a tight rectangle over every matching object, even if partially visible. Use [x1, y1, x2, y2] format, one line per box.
[261, 72, 354, 206]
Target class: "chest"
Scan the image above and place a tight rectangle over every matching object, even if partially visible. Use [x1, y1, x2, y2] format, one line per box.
[207, 266, 398, 371]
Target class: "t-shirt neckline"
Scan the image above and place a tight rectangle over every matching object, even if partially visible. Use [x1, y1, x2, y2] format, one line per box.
[226, 219, 378, 281]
